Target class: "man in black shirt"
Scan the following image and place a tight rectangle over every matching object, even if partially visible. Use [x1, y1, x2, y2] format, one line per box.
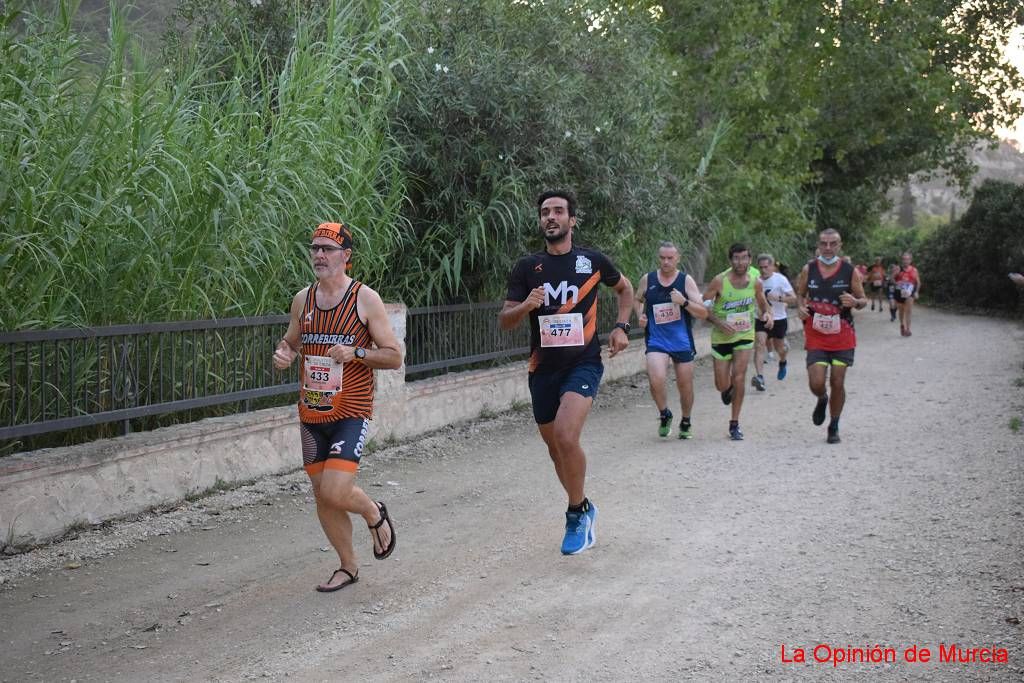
[500, 190, 634, 555]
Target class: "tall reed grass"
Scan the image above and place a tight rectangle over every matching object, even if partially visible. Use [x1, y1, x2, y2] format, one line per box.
[1, 0, 407, 330]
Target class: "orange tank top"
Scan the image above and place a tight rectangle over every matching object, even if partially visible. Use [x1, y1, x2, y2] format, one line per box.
[297, 280, 374, 422]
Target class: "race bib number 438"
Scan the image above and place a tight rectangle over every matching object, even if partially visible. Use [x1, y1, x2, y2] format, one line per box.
[303, 355, 343, 392]
[539, 313, 585, 347]
[652, 302, 681, 325]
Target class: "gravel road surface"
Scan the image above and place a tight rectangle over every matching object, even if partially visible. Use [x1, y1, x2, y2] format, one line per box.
[1, 307, 1022, 681]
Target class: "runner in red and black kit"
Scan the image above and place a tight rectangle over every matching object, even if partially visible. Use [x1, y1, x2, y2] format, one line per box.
[893, 251, 921, 337]
[795, 228, 867, 444]
[500, 190, 633, 555]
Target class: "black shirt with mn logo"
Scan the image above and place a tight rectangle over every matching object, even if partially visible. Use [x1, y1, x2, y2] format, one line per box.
[506, 245, 623, 374]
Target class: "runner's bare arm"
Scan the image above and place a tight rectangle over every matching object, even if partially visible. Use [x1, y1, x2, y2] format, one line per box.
[840, 270, 867, 309]
[914, 271, 922, 298]
[607, 274, 634, 357]
[683, 275, 708, 320]
[780, 279, 798, 306]
[272, 289, 306, 370]
[498, 287, 545, 330]
[795, 265, 811, 320]
[701, 277, 733, 333]
[356, 286, 403, 369]
[634, 273, 648, 327]
[755, 279, 774, 329]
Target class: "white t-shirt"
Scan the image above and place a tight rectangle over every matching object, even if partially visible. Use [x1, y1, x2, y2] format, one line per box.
[760, 272, 794, 320]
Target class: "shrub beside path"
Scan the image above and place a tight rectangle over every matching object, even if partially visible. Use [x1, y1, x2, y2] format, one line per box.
[1, 307, 1022, 681]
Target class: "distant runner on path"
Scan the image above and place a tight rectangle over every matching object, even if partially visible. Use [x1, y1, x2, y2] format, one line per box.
[634, 241, 708, 439]
[499, 190, 634, 555]
[795, 228, 867, 444]
[273, 222, 403, 592]
[752, 254, 796, 390]
[702, 243, 772, 441]
[886, 264, 900, 322]
[893, 251, 921, 337]
[867, 257, 887, 312]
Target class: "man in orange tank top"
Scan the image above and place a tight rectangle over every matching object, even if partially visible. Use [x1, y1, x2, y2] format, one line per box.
[273, 222, 403, 592]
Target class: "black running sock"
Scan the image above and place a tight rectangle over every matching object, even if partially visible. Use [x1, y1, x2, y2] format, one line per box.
[568, 498, 589, 513]
[828, 416, 840, 431]
[681, 417, 691, 427]
[779, 360, 787, 367]
[729, 420, 739, 429]
[659, 408, 671, 418]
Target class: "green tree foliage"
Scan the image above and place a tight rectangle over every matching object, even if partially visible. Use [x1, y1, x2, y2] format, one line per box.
[803, 0, 1024, 240]
[658, 1, 821, 276]
[4, 0, 1023, 328]
[656, 0, 1024, 259]
[918, 179, 1024, 312]
[389, 0, 689, 302]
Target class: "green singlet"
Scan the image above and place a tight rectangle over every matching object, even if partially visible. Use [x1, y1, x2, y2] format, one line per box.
[711, 268, 757, 345]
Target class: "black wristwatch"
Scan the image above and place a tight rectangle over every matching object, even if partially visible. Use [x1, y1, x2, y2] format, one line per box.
[614, 321, 631, 334]
[354, 347, 367, 360]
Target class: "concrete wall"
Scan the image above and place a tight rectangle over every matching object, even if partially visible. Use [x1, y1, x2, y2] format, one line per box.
[0, 307, 780, 548]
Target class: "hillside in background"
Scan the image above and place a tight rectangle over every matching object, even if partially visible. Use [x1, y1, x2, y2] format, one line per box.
[891, 139, 1024, 222]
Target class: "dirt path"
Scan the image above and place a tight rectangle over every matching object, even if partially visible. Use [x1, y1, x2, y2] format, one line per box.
[1, 308, 1022, 682]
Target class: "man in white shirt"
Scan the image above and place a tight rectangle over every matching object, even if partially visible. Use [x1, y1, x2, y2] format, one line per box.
[752, 254, 796, 389]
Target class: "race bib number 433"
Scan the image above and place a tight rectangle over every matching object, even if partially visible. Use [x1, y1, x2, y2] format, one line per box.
[539, 313, 585, 347]
[303, 355, 343, 392]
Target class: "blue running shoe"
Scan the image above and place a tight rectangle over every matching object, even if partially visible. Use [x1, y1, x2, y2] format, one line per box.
[584, 502, 597, 550]
[561, 509, 590, 555]
[777, 361, 787, 381]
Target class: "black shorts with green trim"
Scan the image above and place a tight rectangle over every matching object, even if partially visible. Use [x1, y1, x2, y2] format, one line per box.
[711, 340, 754, 360]
[806, 348, 855, 367]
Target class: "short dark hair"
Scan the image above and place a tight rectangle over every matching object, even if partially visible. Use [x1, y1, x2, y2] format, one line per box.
[537, 190, 576, 217]
[728, 243, 749, 259]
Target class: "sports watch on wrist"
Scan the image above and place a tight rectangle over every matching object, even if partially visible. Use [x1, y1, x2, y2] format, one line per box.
[614, 321, 631, 334]
[354, 347, 367, 360]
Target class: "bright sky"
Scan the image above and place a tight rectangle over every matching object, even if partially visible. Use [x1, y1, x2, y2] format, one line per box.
[997, 26, 1024, 141]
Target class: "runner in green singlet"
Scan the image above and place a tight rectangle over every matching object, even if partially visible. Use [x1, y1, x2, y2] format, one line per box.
[702, 243, 772, 441]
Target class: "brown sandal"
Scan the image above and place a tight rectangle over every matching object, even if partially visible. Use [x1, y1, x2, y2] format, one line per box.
[369, 501, 396, 560]
[315, 567, 359, 593]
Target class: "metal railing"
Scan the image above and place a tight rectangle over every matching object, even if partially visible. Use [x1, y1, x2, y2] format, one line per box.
[405, 302, 530, 378]
[404, 290, 640, 379]
[1, 316, 295, 443]
[2, 291, 639, 448]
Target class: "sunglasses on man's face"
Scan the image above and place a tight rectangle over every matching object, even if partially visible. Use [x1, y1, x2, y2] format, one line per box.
[307, 244, 347, 255]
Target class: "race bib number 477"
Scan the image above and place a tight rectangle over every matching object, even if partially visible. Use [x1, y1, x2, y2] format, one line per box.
[539, 313, 585, 347]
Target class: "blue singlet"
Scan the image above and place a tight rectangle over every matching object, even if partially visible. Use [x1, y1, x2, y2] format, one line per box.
[643, 270, 695, 355]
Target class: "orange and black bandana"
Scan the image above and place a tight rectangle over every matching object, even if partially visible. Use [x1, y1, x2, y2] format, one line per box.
[311, 222, 353, 249]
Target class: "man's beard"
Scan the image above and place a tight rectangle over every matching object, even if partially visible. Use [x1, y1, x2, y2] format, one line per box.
[543, 226, 568, 243]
